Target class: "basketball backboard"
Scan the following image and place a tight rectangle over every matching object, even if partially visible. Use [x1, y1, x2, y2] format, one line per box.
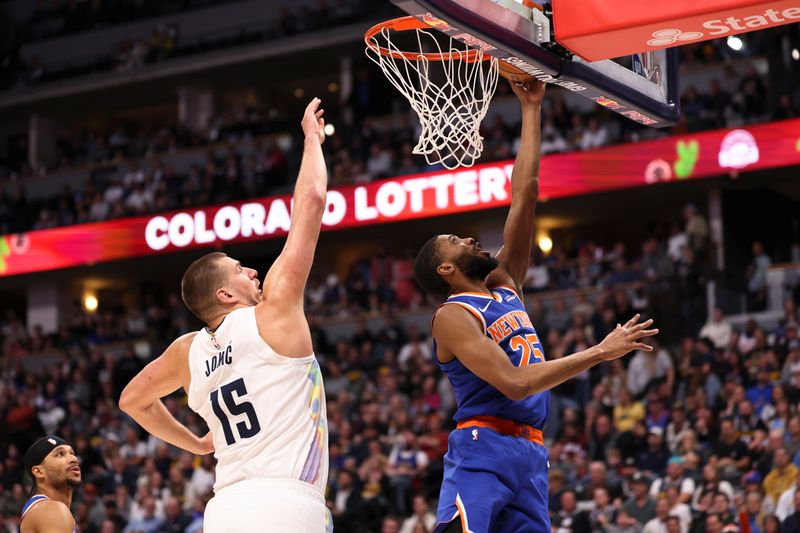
[392, 0, 680, 127]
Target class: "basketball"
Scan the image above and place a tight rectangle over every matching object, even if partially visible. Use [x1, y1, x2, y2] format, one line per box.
[498, 60, 536, 83]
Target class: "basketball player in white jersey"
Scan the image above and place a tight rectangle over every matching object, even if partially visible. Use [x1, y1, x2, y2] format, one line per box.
[120, 98, 332, 532]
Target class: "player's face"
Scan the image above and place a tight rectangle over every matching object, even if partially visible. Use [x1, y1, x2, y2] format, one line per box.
[436, 234, 498, 281]
[39, 445, 81, 489]
[222, 257, 261, 306]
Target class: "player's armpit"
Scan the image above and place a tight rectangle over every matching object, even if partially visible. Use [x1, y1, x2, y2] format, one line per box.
[433, 304, 526, 401]
[23, 501, 74, 533]
[119, 333, 194, 411]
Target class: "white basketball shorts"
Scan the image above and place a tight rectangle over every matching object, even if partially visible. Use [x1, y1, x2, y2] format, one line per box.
[203, 478, 332, 533]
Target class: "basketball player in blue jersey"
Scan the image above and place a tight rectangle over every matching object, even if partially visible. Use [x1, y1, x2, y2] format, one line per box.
[19, 436, 80, 533]
[413, 79, 658, 533]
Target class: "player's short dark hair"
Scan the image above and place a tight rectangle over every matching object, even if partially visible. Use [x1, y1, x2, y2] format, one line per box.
[181, 252, 228, 322]
[414, 236, 450, 297]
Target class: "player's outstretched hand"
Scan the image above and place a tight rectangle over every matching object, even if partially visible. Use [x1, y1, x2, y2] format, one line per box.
[510, 78, 546, 106]
[301, 97, 326, 144]
[596, 314, 658, 361]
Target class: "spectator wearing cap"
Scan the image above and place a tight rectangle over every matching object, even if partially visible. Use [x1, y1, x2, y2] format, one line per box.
[637, 427, 670, 476]
[699, 310, 732, 351]
[743, 470, 765, 497]
[764, 447, 799, 506]
[650, 456, 695, 504]
[775, 469, 800, 521]
[624, 472, 657, 527]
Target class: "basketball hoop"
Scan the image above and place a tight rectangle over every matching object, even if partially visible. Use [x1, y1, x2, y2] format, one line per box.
[364, 16, 499, 170]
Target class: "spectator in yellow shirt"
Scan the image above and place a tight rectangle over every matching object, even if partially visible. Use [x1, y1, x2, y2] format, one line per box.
[763, 447, 799, 504]
[614, 388, 645, 433]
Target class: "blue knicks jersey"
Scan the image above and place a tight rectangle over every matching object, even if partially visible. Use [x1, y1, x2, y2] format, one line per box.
[19, 494, 77, 533]
[435, 285, 549, 429]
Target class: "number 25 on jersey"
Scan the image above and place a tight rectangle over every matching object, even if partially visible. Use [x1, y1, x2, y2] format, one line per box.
[510, 333, 544, 366]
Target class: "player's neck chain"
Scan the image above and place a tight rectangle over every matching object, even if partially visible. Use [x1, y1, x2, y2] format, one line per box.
[205, 317, 225, 350]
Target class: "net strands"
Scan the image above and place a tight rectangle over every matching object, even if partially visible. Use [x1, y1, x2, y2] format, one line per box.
[366, 25, 499, 169]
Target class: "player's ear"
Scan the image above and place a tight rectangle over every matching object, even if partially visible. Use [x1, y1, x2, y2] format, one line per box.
[31, 465, 45, 483]
[215, 287, 235, 304]
[436, 262, 454, 278]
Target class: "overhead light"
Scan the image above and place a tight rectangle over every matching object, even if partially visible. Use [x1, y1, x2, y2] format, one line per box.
[328, 82, 339, 93]
[323, 123, 335, 136]
[538, 236, 553, 254]
[792, 48, 800, 61]
[84, 294, 98, 312]
[293, 88, 304, 98]
[727, 36, 743, 51]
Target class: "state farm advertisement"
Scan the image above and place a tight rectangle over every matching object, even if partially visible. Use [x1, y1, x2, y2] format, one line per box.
[553, 0, 800, 61]
[2, 118, 799, 277]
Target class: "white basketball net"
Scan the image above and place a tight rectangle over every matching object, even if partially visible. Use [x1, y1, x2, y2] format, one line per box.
[365, 26, 499, 170]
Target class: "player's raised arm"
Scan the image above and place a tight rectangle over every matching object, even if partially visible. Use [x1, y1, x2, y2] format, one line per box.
[434, 306, 657, 400]
[259, 98, 327, 307]
[119, 333, 213, 456]
[487, 80, 545, 293]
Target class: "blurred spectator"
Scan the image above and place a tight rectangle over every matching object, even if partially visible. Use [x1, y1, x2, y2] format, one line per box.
[746, 241, 772, 311]
[398, 495, 436, 533]
[624, 472, 657, 527]
[699, 309, 733, 350]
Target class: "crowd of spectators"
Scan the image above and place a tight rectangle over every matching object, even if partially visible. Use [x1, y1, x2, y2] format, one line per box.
[19, 1, 230, 43]
[1, 226, 798, 532]
[1, 0, 386, 91]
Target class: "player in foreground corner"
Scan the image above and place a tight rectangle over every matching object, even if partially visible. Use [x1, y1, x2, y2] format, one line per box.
[120, 98, 333, 532]
[413, 78, 658, 533]
[19, 436, 81, 533]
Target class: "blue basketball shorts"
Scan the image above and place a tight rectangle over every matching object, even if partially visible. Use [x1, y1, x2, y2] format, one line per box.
[433, 425, 551, 533]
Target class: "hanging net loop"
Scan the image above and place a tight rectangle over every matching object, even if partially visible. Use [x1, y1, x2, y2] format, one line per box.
[365, 17, 499, 170]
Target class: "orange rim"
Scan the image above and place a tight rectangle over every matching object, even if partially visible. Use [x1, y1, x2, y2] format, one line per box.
[364, 16, 489, 63]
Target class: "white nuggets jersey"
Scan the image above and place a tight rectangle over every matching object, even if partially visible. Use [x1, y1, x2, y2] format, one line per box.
[187, 306, 328, 495]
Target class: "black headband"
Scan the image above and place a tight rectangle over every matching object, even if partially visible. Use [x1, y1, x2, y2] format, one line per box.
[24, 436, 69, 479]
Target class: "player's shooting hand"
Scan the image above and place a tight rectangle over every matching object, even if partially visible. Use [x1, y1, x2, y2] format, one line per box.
[509, 78, 546, 106]
[596, 313, 658, 361]
[301, 97, 326, 144]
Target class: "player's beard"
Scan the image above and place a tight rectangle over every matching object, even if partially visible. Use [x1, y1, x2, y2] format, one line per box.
[454, 250, 498, 281]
